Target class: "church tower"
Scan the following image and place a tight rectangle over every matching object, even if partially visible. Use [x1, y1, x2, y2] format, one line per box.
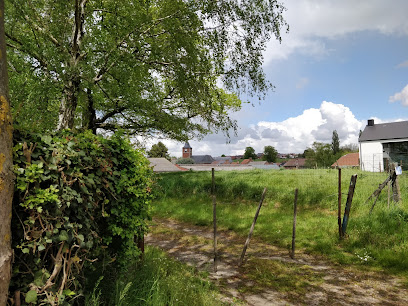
[182, 142, 192, 158]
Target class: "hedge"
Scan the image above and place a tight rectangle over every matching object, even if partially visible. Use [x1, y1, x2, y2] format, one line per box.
[9, 130, 154, 305]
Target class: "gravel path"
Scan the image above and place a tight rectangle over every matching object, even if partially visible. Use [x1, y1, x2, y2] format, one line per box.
[146, 217, 408, 306]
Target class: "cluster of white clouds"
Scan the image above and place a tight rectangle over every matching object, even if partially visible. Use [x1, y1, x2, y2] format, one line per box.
[149, 101, 366, 157]
[264, 0, 408, 64]
[144, 1, 408, 158]
[390, 84, 408, 106]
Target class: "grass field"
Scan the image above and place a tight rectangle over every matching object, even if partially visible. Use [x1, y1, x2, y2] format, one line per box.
[85, 246, 225, 305]
[152, 169, 408, 278]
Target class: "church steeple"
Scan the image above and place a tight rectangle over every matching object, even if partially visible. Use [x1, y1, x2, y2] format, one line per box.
[182, 142, 192, 158]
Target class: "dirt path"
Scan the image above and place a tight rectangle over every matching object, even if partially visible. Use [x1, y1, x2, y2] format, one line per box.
[145, 218, 408, 305]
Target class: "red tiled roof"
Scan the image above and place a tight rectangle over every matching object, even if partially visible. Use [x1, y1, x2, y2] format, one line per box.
[175, 164, 189, 171]
[331, 153, 359, 168]
[241, 159, 252, 164]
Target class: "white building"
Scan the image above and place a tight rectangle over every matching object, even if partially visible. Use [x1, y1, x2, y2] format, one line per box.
[359, 119, 408, 172]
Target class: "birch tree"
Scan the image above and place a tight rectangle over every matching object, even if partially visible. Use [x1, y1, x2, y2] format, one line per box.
[6, 0, 287, 140]
[0, 0, 13, 303]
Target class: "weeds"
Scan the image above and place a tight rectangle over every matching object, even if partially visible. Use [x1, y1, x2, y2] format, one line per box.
[85, 246, 224, 305]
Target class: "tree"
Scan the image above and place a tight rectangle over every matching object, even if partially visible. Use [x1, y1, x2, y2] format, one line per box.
[263, 145, 278, 162]
[341, 143, 358, 153]
[243, 146, 257, 160]
[305, 142, 337, 168]
[148, 141, 169, 159]
[5, 0, 288, 140]
[331, 130, 340, 155]
[0, 0, 14, 302]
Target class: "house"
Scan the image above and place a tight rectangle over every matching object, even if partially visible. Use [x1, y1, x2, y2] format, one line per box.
[283, 158, 306, 169]
[214, 156, 232, 163]
[359, 119, 408, 172]
[191, 155, 215, 164]
[182, 142, 214, 164]
[331, 153, 359, 169]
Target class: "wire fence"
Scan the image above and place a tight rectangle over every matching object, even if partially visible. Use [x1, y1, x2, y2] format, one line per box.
[210, 167, 407, 212]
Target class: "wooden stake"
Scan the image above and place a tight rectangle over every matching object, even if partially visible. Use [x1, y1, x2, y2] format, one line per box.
[290, 189, 298, 259]
[392, 174, 401, 203]
[238, 187, 267, 266]
[212, 168, 217, 273]
[341, 175, 357, 236]
[338, 168, 342, 238]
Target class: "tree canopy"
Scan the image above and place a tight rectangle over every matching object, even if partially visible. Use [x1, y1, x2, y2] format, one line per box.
[6, 0, 287, 140]
[331, 130, 340, 155]
[243, 146, 257, 160]
[263, 145, 277, 162]
[305, 142, 336, 168]
[148, 141, 169, 159]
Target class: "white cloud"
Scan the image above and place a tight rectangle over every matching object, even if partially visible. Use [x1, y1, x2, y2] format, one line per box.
[154, 101, 364, 157]
[389, 84, 408, 106]
[264, 0, 408, 64]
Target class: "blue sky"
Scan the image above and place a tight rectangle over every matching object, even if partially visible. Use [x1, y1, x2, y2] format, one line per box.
[149, 0, 408, 157]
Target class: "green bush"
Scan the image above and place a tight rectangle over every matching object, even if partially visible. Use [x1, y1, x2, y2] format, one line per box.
[10, 130, 154, 305]
[176, 157, 195, 164]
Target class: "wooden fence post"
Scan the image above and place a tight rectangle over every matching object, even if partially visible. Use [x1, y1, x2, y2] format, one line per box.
[212, 168, 217, 273]
[238, 188, 267, 266]
[338, 168, 342, 239]
[290, 189, 298, 259]
[341, 175, 357, 237]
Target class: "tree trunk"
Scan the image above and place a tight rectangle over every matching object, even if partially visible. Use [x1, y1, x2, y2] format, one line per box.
[57, 0, 86, 130]
[0, 0, 14, 304]
[85, 88, 97, 134]
[57, 78, 80, 130]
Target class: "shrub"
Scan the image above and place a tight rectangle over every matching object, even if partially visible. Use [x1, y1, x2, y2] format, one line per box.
[176, 157, 195, 164]
[10, 130, 154, 305]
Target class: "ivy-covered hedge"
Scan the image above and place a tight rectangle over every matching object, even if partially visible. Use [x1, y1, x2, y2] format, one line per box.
[10, 130, 154, 305]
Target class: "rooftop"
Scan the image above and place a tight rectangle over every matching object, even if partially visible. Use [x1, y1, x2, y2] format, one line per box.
[359, 120, 408, 142]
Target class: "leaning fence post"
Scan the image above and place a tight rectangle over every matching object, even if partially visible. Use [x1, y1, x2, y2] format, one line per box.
[290, 189, 298, 259]
[212, 168, 217, 273]
[238, 187, 267, 266]
[338, 168, 342, 239]
[341, 174, 357, 237]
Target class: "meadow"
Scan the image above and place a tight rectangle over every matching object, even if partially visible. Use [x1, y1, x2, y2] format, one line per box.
[85, 246, 224, 305]
[153, 168, 408, 277]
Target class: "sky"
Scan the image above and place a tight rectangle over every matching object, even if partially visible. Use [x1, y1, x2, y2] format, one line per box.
[148, 0, 408, 158]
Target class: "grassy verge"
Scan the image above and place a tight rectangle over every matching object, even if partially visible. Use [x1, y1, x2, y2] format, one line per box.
[84, 246, 226, 305]
[153, 169, 408, 277]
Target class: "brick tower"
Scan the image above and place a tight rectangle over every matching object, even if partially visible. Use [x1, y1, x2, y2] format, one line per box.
[182, 142, 192, 158]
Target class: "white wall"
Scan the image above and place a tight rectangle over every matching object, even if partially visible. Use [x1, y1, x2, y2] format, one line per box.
[359, 141, 383, 172]
[360, 138, 408, 172]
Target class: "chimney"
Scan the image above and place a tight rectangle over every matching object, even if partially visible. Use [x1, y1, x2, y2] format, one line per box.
[367, 119, 374, 126]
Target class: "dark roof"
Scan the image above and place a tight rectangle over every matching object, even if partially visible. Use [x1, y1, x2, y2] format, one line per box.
[183, 142, 192, 149]
[191, 155, 214, 164]
[359, 121, 408, 142]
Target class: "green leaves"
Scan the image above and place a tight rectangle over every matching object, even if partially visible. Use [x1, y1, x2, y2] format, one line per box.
[12, 130, 155, 304]
[25, 290, 37, 303]
[7, 0, 287, 140]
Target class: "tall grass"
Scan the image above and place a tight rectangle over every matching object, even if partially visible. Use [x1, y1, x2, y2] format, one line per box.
[85, 246, 224, 305]
[153, 169, 408, 276]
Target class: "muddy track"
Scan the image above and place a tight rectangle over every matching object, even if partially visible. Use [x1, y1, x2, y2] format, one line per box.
[145, 217, 408, 305]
